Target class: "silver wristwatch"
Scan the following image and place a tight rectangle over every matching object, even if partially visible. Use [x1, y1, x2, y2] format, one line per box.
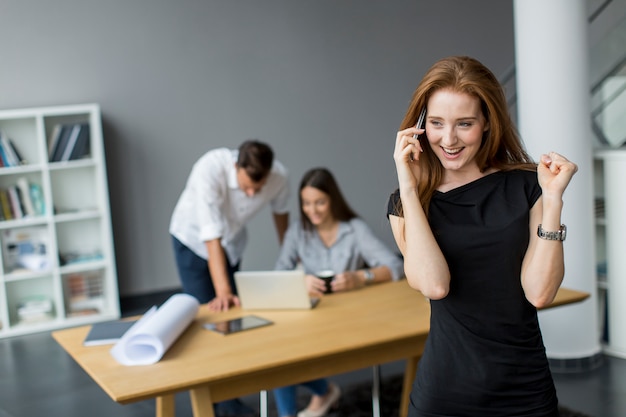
[537, 224, 567, 241]
[363, 269, 375, 283]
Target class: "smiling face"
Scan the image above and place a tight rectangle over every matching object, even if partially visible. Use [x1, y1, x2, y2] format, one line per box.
[301, 186, 333, 227]
[425, 89, 489, 176]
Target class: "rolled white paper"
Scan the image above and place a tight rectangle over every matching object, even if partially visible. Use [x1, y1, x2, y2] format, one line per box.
[110, 293, 199, 366]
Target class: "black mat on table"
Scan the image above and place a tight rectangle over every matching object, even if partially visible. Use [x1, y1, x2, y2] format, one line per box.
[330, 374, 593, 417]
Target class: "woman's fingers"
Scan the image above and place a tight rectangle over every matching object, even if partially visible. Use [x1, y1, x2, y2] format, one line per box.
[394, 128, 424, 163]
[538, 152, 578, 194]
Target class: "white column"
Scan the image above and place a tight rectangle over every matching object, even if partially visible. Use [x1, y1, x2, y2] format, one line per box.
[596, 150, 626, 358]
[514, 0, 600, 359]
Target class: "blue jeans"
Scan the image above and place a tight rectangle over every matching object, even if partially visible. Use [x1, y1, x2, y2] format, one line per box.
[171, 235, 239, 304]
[273, 379, 328, 417]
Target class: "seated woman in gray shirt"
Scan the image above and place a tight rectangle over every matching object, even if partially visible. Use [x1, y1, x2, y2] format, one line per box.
[273, 167, 404, 417]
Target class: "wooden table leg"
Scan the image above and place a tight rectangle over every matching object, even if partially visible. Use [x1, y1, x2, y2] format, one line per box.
[399, 356, 419, 417]
[189, 386, 215, 417]
[156, 394, 175, 417]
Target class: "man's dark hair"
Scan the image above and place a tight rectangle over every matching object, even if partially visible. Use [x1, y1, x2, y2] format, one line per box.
[237, 140, 274, 182]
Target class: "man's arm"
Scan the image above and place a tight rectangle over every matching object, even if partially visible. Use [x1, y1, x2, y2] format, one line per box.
[273, 212, 289, 245]
[205, 238, 239, 311]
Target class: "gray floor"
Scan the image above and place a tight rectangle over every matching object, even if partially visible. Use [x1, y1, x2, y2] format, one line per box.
[0, 297, 624, 417]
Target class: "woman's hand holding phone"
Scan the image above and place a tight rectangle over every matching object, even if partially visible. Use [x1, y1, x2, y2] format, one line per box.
[394, 107, 426, 189]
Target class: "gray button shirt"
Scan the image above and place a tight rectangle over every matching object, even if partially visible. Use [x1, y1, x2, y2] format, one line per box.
[275, 218, 404, 280]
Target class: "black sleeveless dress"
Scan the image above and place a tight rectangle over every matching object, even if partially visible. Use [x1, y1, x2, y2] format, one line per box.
[388, 170, 559, 417]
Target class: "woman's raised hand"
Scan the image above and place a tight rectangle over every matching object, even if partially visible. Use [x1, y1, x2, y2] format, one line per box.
[393, 126, 424, 188]
[537, 152, 578, 198]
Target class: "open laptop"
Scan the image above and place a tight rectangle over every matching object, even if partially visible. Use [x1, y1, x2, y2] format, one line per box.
[234, 270, 320, 310]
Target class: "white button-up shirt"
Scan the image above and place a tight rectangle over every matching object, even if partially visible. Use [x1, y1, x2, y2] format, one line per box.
[169, 148, 289, 265]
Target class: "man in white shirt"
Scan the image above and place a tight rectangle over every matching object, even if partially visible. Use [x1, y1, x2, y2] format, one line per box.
[170, 140, 289, 312]
[170, 140, 289, 416]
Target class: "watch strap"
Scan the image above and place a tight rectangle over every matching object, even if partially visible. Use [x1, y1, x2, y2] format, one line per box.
[537, 224, 567, 241]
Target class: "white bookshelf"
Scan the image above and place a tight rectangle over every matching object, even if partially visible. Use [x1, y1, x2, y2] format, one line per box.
[0, 103, 120, 338]
[594, 148, 626, 358]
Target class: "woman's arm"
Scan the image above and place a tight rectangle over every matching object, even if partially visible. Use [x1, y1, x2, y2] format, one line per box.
[391, 126, 451, 299]
[351, 219, 404, 282]
[521, 152, 578, 308]
[521, 198, 564, 307]
[389, 201, 450, 300]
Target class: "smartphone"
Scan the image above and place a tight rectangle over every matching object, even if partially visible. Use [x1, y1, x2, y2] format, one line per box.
[204, 315, 273, 335]
[412, 107, 427, 139]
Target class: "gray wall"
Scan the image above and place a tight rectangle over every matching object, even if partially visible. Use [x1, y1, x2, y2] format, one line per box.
[0, 0, 515, 296]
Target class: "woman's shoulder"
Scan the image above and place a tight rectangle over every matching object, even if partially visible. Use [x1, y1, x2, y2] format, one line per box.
[501, 169, 542, 203]
[502, 168, 539, 186]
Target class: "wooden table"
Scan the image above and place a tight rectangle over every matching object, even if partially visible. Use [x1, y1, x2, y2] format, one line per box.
[52, 280, 588, 417]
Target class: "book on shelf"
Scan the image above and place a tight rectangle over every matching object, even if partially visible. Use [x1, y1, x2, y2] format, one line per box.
[1, 226, 50, 273]
[6, 136, 25, 165]
[0, 179, 43, 222]
[0, 141, 11, 167]
[50, 125, 73, 162]
[60, 250, 104, 266]
[66, 272, 104, 299]
[0, 132, 26, 167]
[6, 186, 24, 219]
[16, 177, 36, 217]
[16, 296, 54, 324]
[61, 123, 90, 161]
[65, 272, 105, 315]
[47, 124, 64, 159]
[59, 124, 81, 161]
[29, 183, 45, 216]
[0, 189, 13, 220]
[49, 123, 90, 162]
